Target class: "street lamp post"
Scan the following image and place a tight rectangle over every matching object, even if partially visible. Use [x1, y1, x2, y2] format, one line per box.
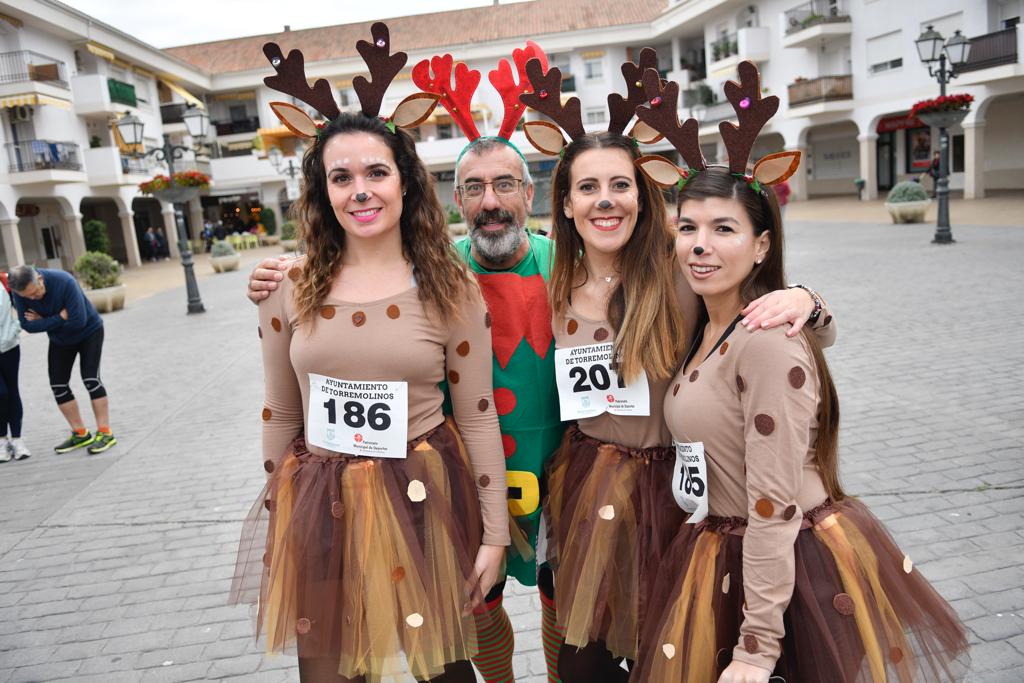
[915, 26, 972, 244]
[268, 146, 300, 179]
[116, 107, 210, 313]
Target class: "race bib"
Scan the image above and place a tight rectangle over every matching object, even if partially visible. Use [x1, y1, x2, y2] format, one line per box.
[554, 343, 650, 421]
[672, 441, 708, 523]
[306, 373, 408, 458]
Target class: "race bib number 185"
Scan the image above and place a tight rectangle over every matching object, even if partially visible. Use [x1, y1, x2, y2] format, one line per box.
[672, 440, 708, 523]
[554, 343, 650, 421]
[306, 373, 408, 458]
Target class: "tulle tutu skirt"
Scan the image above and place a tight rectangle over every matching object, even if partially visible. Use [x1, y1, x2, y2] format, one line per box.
[230, 418, 482, 681]
[632, 497, 970, 682]
[545, 425, 686, 661]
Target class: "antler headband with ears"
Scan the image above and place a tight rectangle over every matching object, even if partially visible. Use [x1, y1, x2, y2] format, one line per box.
[263, 22, 440, 139]
[517, 48, 664, 156]
[634, 60, 801, 190]
[411, 41, 548, 143]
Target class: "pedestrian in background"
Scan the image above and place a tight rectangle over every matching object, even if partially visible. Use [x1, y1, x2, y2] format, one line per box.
[0, 273, 29, 462]
[774, 178, 791, 218]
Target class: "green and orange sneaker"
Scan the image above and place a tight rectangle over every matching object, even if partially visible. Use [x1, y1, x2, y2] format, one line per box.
[54, 431, 95, 454]
[87, 432, 117, 455]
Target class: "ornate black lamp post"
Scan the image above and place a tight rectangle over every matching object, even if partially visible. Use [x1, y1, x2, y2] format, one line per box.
[268, 146, 301, 179]
[914, 26, 972, 244]
[116, 106, 210, 313]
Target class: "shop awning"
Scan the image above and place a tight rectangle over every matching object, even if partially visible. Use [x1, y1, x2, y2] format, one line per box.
[0, 93, 71, 109]
[86, 41, 115, 62]
[158, 78, 205, 110]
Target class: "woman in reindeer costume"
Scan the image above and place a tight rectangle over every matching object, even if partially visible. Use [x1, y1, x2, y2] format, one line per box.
[229, 23, 507, 683]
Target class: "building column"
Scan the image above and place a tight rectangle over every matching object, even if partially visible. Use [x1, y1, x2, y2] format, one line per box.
[671, 36, 682, 71]
[790, 145, 809, 201]
[857, 133, 878, 200]
[160, 204, 182, 259]
[119, 211, 141, 267]
[0, 218, 24, 269]
[963, 122, 986, 200]
[188, 198, 204, 244]
[62, 213, 87, 266]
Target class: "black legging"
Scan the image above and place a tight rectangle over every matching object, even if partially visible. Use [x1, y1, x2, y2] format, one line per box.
[0, 345, 23, 438]
[48, 328, 106, 405]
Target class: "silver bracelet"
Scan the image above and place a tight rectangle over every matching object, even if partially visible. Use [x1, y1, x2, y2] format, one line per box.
[788, 283, 823, 324]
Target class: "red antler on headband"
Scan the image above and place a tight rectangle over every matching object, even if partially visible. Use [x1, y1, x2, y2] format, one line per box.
[413, 54, 481, 140]
[490, 41, 547, 140]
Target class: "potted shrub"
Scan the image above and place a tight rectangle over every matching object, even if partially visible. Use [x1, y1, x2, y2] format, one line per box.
[83, 219, 111, 255]
[280, 221, 299, 251]
[884, 181, 931, 223]
[910, 93, 973, 129]
[261, 206, 280, 245]
[210, 239, 241, 272]
[75, 251, 126, 313]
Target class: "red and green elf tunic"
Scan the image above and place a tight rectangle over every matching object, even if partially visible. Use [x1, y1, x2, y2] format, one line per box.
[446, 232, 564, 586]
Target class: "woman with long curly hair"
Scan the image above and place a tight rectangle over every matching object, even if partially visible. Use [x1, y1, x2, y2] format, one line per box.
[231, 104, 508, 681]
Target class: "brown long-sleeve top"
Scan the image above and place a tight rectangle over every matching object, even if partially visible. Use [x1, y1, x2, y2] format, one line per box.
[258, 258, 510, 547]
[663, 319, 834, 671]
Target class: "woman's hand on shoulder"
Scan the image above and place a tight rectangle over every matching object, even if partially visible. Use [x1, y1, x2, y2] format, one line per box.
[718, 660, 771, 683]
[740, 287, 815, 337]
[247, 256, 292, 304]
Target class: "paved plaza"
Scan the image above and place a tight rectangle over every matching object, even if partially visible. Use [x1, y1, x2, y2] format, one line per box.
[1, 216, 1023, 682]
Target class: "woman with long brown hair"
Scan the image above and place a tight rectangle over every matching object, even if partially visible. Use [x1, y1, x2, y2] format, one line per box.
[632, 63, 968, 683]
[230, 26, 507, 683]
[517, 54, 830, 681]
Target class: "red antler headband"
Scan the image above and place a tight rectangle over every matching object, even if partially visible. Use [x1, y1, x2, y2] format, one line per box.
[635, 61, 801, 191]
[262, 22, 440, 139]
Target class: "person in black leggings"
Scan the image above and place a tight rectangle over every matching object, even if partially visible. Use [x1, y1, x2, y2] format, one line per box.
[9, 266, 116, 455]
[0, 282, 28, 462]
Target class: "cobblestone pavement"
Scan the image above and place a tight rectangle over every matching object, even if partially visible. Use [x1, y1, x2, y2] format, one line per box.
[1, 220, 1022, 682]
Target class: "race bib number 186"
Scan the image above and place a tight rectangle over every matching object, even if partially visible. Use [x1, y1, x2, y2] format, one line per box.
[672, 440, 708, 523]
[306, 373, 408, 458]
[554, 343, 650, 420]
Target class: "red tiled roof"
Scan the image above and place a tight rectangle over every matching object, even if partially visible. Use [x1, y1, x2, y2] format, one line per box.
[164, 0, 667, 74]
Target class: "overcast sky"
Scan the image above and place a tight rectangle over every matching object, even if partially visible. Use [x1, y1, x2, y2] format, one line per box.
[66, 0, 530, 48]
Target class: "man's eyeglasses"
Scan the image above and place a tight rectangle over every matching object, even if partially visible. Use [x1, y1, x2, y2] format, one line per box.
[456, 178, 524, 199]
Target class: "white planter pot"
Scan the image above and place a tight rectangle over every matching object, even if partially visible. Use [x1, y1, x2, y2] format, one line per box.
[885, 199, 931, 224]
[211, 253, 241, 273]
[281, 239, 299, 251]
[84, 283, 127, 313]
[263, 234, 281, 245]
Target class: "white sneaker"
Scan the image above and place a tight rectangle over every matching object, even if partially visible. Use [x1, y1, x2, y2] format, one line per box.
[10, 438, 30, 461]
[0, 437, 11, 463]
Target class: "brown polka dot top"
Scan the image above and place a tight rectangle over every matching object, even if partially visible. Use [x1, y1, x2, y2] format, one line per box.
[259, 258, 509, 546]
[663, 322, 830, 671]
[553, 302, 674, 449]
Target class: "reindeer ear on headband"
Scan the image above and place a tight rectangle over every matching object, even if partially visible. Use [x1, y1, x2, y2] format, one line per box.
[523, 120, 568, 156]
[269, 101, 320, 138]
[751, 150, 801, 185]
[389, 92, 441, 129]
[635, 155, 687, 188]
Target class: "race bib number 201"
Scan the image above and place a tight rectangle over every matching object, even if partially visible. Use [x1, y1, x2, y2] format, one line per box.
[672, 441, 708, 523]
[306, 373, 408, 458]
[554, 343, 650, 421]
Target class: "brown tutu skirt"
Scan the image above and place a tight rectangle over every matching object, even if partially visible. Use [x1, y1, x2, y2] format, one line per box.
[632, 498, 970, 682]
[229, 418, 482, 681]
[545, 425, 686, 661]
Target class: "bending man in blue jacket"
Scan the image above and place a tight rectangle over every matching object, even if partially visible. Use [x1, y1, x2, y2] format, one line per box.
[9, 266, 116, 455]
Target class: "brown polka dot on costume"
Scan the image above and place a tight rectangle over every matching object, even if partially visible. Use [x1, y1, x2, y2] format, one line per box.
[890, 647, 904, 664]
[271, 317, 282, 332]
[456, 341, 471, 356]
[593, 327, 609, 342]
[689, 370, 699, 383]
[264, 460, 275, 474]
[288, 267, 301, 281]
[448, 370, 460, 384]
[783, 504, 798, 521]
[672, 384, 680, 396]
[833, 593, 855, 616]
[392, 566, 406, 582]
[736, 375, 746, 393]
[262, 408, 272, 421]
[352, 311, 366, 327]
[258, 326, 262, 339]
[754, 414, 775, 436]
[502, 434, 516, 458]
[263, 552, 271, 567]
[296, 617, 311, 634]
[264, 498, 274, 512]
[387, 304, 401, 319]
[567, 319, 578, 335]
[719, 341, 729, 355]
[479, 475, 491, 487]
[331, 501, 344, 519]
[788, 366, 806, 389]
[484, 311, 492, 328]
[823, 314, 833, 326]
[743, 634, 758, 654]
[755, 498, 775, 518]
[477, 398, 489, 412]
[319, 306, 335, 320]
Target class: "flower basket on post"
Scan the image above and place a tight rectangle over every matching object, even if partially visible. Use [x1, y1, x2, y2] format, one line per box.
[911, 93, 972, 129]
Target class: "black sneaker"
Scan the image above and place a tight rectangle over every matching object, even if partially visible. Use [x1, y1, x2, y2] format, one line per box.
[54, 431, 95, 454]
[87, 432, 117, 455]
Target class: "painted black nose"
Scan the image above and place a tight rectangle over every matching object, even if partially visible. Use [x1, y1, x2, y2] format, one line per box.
[355, 192, 369, 202]
[597, 199, 612, 210]
[693, 246, 705, 255]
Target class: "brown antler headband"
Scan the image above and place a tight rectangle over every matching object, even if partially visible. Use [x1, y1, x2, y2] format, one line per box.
[263, 22, 439, 139]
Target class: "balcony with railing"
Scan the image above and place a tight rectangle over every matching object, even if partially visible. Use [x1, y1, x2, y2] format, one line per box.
[960, 26, 1019, 73]
[709, 33, 739, 65]
[84, 146, 150, 185]
[160, 102, 190, 125]
[0, 50, 69, 89]
[787, 74, 853, 110]
[6, 140, 83, 183]
[214, 117, 261, 136]
[783, 0, 852, 49]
